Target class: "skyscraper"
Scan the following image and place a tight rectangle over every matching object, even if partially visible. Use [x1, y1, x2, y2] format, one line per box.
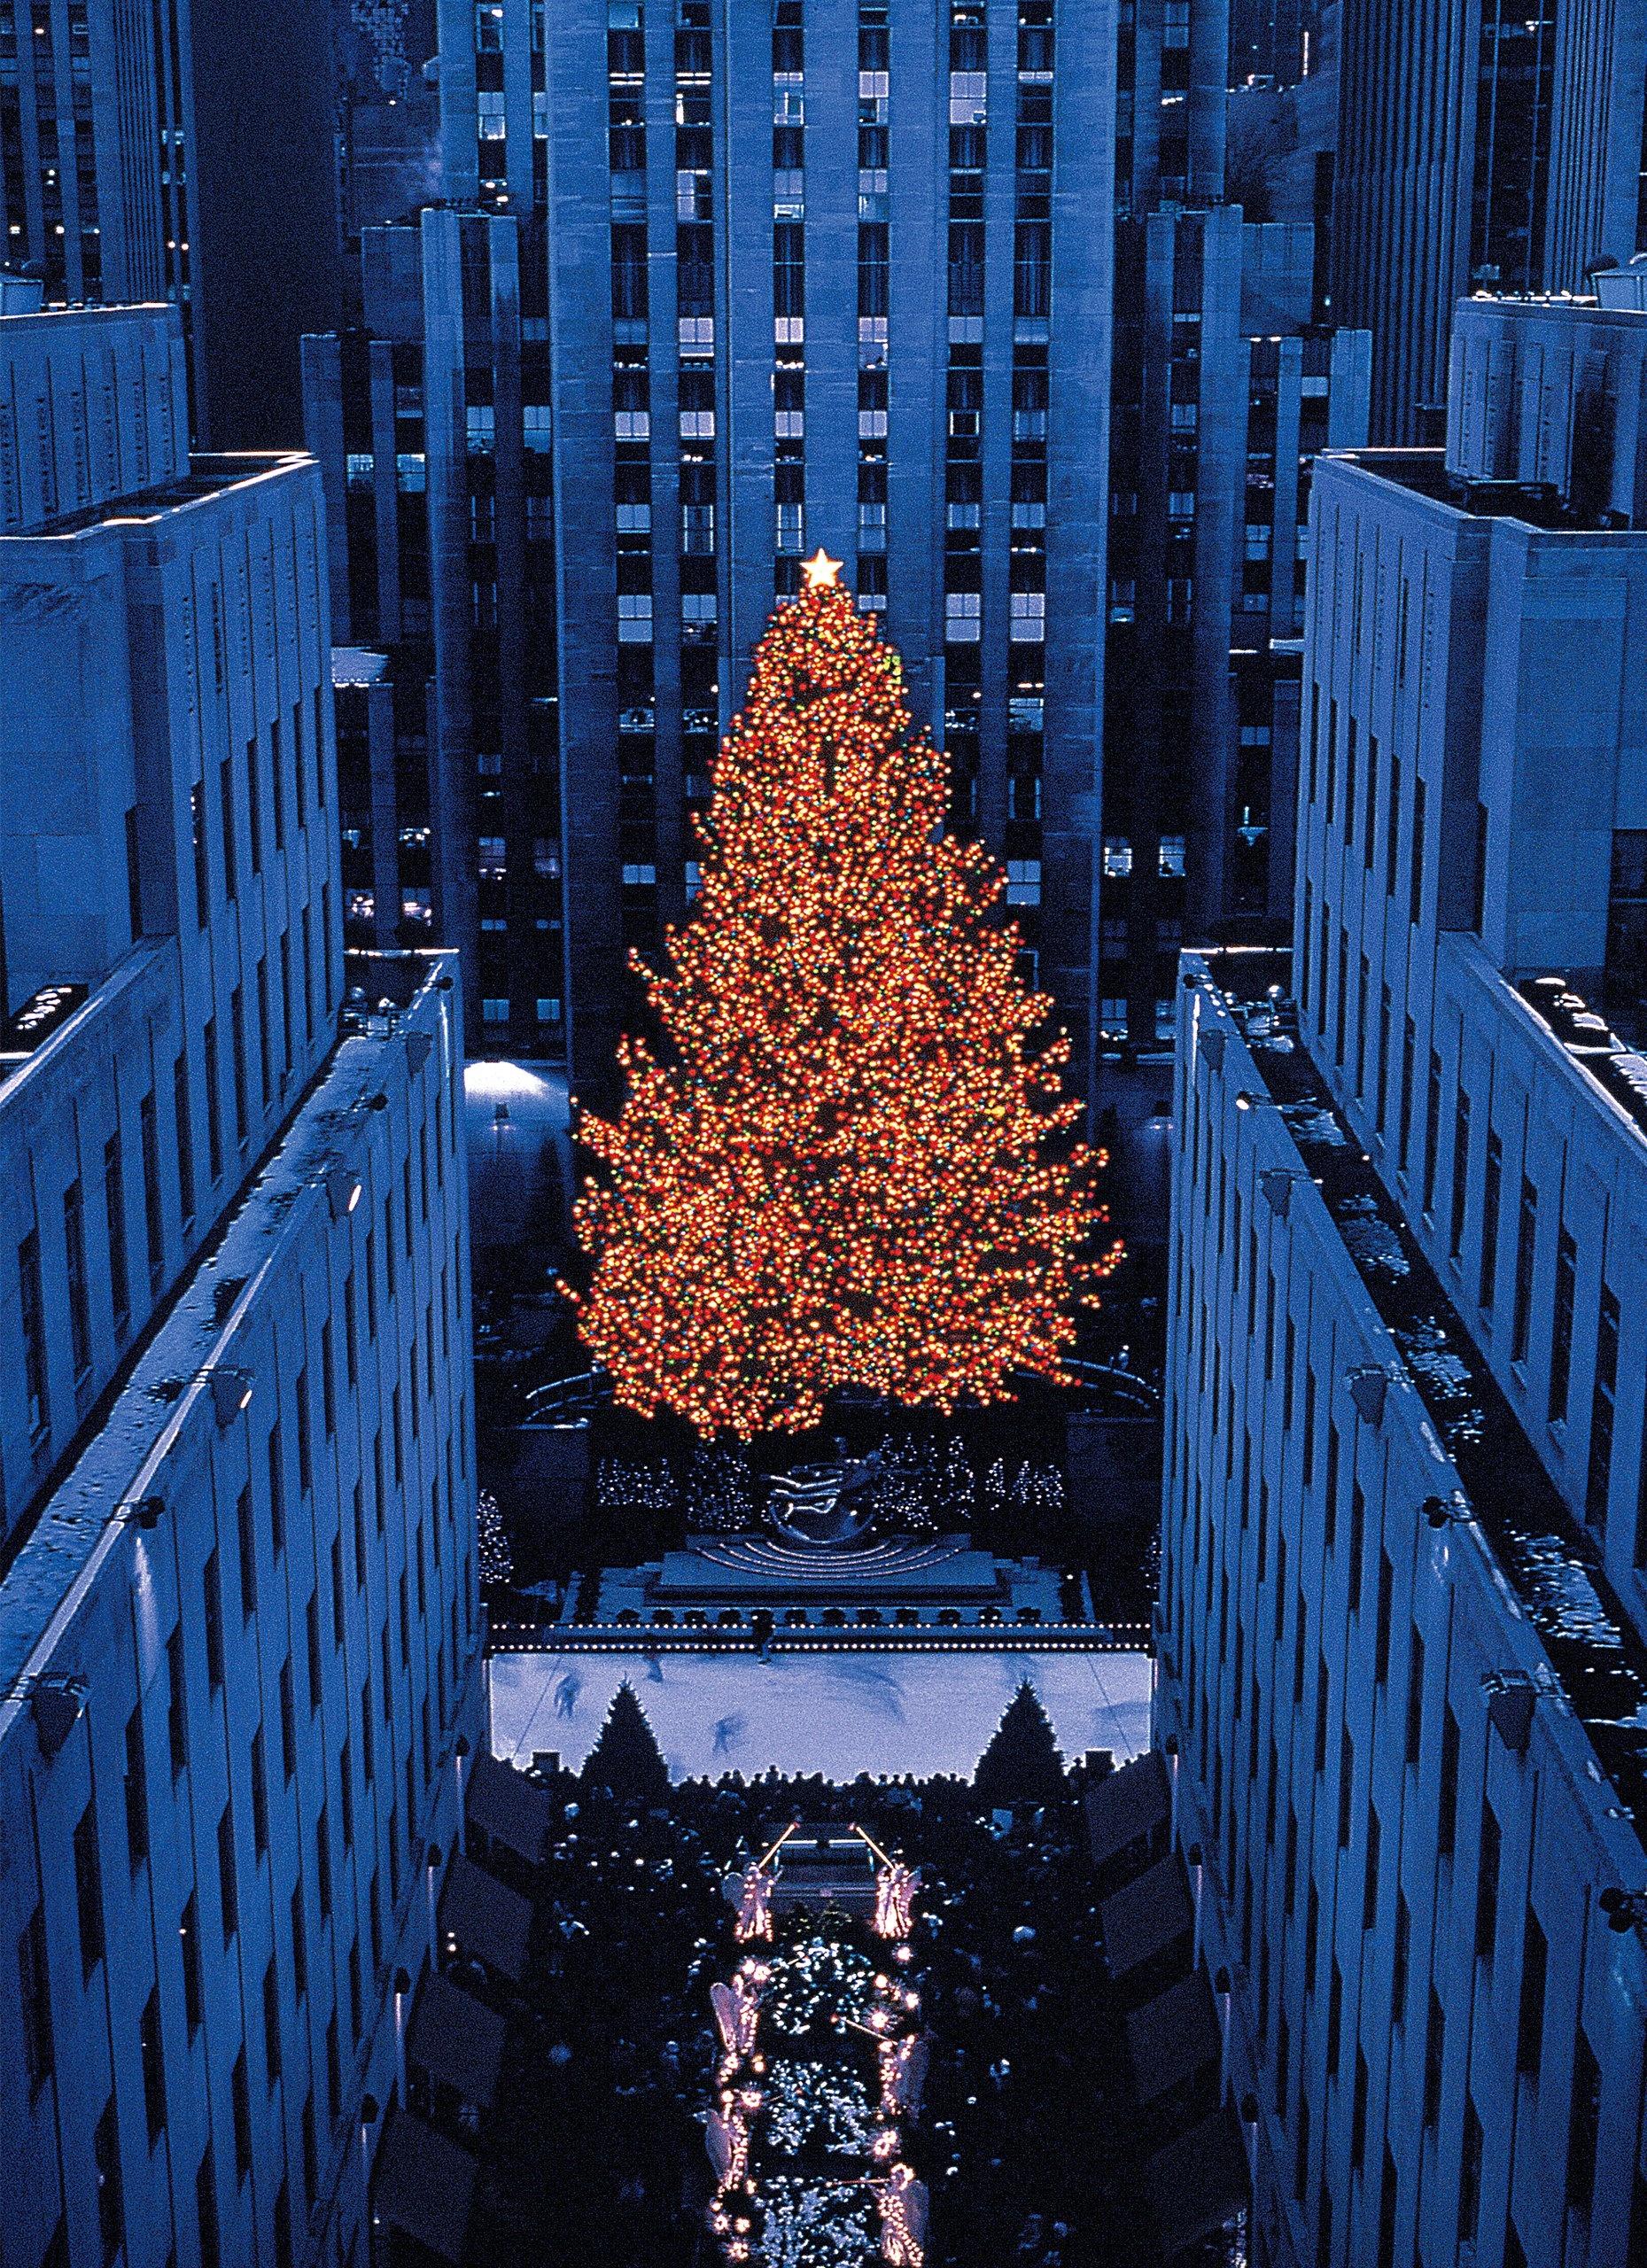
[1098, 0, 1368, 1057]
[0, 293, 482, 2267]
[309, 0, 1115, 1113]
[1331, 0, 1647, 441]
[0, 0, 341, 446]
[1157, 291, 1647, 2265]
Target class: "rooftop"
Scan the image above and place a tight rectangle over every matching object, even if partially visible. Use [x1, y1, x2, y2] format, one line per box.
[0, 450, 310, 542]
[1326, 447, 1647, 535]
[1195, 949, 1647, 1856]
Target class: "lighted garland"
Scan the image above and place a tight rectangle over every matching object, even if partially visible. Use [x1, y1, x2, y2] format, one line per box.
[567, 577, 1122, 1440]
[758, 1933, 876, 2039]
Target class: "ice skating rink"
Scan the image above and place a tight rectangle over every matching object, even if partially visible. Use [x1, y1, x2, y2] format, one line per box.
[488, 1645, 1153, 1783]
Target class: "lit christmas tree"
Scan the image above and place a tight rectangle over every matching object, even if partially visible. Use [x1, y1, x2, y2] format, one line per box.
[568, 555, 1119, 1441]
[476, 1489, 513, 1587]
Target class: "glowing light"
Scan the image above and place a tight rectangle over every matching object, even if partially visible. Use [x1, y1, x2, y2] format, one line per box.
[801, 547, 843, 587]
[567, 581, 1122, 1440]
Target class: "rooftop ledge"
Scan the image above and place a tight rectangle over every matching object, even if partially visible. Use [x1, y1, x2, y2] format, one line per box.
[0, 950, 457, 1727]
[1186, 947, 1647, 1860]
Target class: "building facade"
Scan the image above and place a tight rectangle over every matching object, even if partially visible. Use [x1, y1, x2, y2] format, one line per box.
[1158, 294, 1647, 2265]
[0, 299, 484, 2268]
[1331, 0, 1647, 441]
[0, 0, 339, 447]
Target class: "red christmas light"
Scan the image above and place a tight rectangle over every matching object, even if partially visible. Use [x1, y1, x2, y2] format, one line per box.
[565, 581, 1121, 1440]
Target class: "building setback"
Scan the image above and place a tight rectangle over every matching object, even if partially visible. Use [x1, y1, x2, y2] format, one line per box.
[1157, 293, 1647, 2266]
[0, 299, 483, 2268]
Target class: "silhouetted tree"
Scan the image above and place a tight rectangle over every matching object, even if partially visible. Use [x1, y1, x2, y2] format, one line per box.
[582, 1680, 671, 1804]
[974, 1680, 1065, 1806]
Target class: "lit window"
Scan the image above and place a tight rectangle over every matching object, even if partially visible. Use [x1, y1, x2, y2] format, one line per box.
[949, 71, 987, 124]
[346, 454, 374, 493]
[1168, 490, 1195, 519]
[1158, 835, 1186, 878]
[1155, 1000, 1177, 1040]
[618, 594, 653, 642]
[523, 404, 552, 450]
[477, 92, 506, 140]
[617, 503, 651, 533]
[1103, 838, 1133, 878]
[621, 864, 656, 886]
[346, 890, 375, 922]
[1100, 998, 1129, 1036]
[614, 409, 650, 439]
[945, 592, 982, 641]
[1009, 591, 1045, 641]
[681, 592, 717, 623]
[465, 405, 495, 454]
[685, 862, 703, 901]
[481, 998, 509, 1024]
[535, 998, 562, 1024]
[478, 837, 507, 879]
[395, 454, 425, 493]
[1006, 860, 1041, 905]
[680, 408, 716, 438]
[775, 503, 804, 554]
[401, 892, 431, 925]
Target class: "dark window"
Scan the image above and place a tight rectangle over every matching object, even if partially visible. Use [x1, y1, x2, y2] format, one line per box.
[231, 2048, 252, 2182]
[1511, 1177, 1537, 1363]
[1363, 1804, 1380, 1928]
[124, 1704, 149, 1868]
[63, 1180, 90, 1378]
[1405, 1627, 1426, 1764]
[1422, 1050, 1441, 1216]
[19, 1228, 49, 1437]
[1375, 1550, 1394, 1682]
[220, 757, 237, 901]
[237, 1486, 257, 1617]
[263, 1959, 282, 2084]
[1410, 774, 1426, 926]
[140, 1986, 167, 2144]
[197, 2146, 221, 2268]
[1439, 1705, 1460, 1856]
[181, 1893, 203, 2033]
[1350, 2049, 1368, 2171]
[291, 1882, 308, 2002]
[1550, 1227, 1577, 1423]
[104, 1137, 130, 1338]
[94, 2097, 124, 2264]
[268, 1425, 286, 1557]
[190, 781, 209, 925]
[1480, 1130, 1503, 1308]
[217, 1803, 238, 1944]
[167, 1623, 187, 1775]
[1567, 2030, 1601, 2219]
[306, 1591, 322, 1713]
[1475, 1803, 1501, 1961]
[1398, 1017, 1416, 1169]
[1423, 1986, 1445, 2126]
[1449, 1085, 1471, 1255]
[204, 1549, 224, 1691]
[230, 987, 249, 1143]
[1393, 1891, 1410, 2027]
[19, 1904, 54, 2089]
[1326, 1960, 1342, 2077]
[297, 1367, 313, 1494]
[174, 1052, 195, 1227]
[1517, 1907, 1547, 2076]
[251, 1726, 268, 1858]
[140, 1090, 164, 1291]
[279, 1658, 297, 1780]
[1458, 2097, 1483, 2244]
[1589, 1286, 1620, 1525]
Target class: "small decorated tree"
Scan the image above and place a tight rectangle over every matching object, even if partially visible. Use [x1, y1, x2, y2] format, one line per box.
[582, 1680, 670, 1805]
[975, 1679, 1066, 1807]
[567, 557, 1118, 1441]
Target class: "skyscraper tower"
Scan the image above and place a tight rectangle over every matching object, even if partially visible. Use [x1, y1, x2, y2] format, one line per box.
[309, 0, 1116, 1113]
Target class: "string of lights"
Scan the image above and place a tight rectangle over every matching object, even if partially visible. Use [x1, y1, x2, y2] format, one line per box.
[566, 577, 1122, 1439]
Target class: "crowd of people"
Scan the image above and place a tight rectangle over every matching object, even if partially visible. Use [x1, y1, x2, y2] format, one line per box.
[460, 1729, 1202, 2268]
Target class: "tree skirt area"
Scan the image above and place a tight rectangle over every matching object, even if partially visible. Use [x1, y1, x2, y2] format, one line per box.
[488, 1648, 1152, 1783]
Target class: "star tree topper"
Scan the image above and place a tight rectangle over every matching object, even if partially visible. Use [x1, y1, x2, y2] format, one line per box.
[801, 547, 843, 587]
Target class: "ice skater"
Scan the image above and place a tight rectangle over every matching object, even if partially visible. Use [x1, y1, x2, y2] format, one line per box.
[711, 1712, 745, 1757]
[553, 1672, 582, 1720]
